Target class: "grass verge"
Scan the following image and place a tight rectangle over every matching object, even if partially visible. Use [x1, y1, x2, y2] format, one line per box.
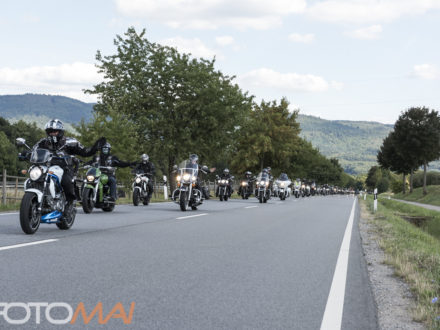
[394, 185, 440, 207]
[361, 195, 440, 328]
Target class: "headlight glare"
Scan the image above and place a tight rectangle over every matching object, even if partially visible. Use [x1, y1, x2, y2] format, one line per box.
[29, 167, 42, 181]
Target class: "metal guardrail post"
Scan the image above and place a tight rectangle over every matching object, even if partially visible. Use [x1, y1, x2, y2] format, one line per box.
[2, 168, 6, 205]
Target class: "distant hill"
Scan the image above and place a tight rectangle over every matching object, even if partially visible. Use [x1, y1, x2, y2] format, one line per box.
[0, 94, 396, 174]
[0, 94, 94, 123]
[297, 115, 393, 174]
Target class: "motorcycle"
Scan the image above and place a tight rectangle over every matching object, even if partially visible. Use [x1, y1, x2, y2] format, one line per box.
[172, 161, 204, 211]
[132, 170, 152, 206]
[216, 175, 234, 201]
[275, 175, 291, 201]
[81, 157, 116, 213]
[239, 178, 254, 199]
[310, 181, 317, 196]
[16, 138, 78, 234]
[293, 180, 301, 198]
[256, 172, 271, 203]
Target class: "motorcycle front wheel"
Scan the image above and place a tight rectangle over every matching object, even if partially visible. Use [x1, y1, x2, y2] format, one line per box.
[133, 189, 140, 206]
[20, 192, 40, 234]
[180, 192, 188, 211]
[82, 188, 94, 213]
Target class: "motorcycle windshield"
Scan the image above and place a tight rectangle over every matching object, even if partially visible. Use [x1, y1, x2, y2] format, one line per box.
[30, 148, 51, 164]
[256, 172, 269, 182]
[177, 161, 198, 182]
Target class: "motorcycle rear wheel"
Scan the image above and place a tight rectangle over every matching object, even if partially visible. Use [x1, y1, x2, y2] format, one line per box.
[57, 203, 76, 230]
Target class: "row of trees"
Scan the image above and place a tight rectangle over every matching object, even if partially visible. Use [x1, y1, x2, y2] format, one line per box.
[76, 28, 355, 188]
[377, 107, 440, 195]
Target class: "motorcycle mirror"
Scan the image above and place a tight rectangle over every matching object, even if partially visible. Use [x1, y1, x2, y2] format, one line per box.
[16, 138, 25, 145]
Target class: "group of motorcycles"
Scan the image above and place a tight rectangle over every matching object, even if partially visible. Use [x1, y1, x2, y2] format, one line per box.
[15, 138, 153, 234]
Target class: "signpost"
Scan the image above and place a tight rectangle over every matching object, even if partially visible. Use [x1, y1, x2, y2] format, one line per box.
[373, 188, 378, 212]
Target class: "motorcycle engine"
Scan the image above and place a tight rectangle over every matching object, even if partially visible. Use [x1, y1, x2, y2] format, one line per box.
[47, 195, 65, 212]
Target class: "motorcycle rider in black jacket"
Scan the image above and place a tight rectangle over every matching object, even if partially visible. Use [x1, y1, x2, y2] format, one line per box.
[96, 142, 132, 201]
[30, 119, 105, 216]
[216, 168, 234, 197]
[238, 171, 254, 196]
[133, 154, 156, 201]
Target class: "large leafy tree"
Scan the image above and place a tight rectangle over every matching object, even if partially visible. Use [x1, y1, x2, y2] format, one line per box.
[393, 107, 440, 195]
[83, 27, 252, 183]
[231, 98, 300, 174]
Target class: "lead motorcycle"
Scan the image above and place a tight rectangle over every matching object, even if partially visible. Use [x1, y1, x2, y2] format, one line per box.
[172, 160, 205, 211]
[16, 138, 78, 234]
[255, 171, 272, 203]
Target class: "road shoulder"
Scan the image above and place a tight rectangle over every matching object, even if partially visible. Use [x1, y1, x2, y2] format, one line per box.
[359, 202, 425, 329]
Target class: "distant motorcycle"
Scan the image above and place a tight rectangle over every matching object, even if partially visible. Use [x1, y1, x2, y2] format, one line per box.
[275, 174, 291, 201]
[293, 180, 301, 198]
[216, 175, 234, 201]
[132, 170, 152, 206]
[238, 178, 253, 199]
[172, 160, 204, 211]
[256, 171, 271, 203]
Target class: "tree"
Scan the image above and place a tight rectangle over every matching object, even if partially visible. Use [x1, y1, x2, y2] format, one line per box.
[230, 98, 300, 174]
[393, 107, 440, 195]
[377, 131, 416, 194]
[84, 27, 252, 183]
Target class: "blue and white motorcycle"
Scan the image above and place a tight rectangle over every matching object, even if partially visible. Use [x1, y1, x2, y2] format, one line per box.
[16, 138, 78, 234]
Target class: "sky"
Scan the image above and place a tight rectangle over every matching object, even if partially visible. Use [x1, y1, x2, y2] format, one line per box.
[0, 0, 439, 124]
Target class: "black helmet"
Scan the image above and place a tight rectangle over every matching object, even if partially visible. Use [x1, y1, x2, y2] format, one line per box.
[189, 154, 198, 164]
[45, 119, 64, 145]
[141, 154, 149, 163]
[223, 168, 230, 175]
[101, 142, 111, 155]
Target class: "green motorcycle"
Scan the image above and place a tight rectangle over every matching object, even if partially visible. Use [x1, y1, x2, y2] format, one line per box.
[81, 164, 116, 213]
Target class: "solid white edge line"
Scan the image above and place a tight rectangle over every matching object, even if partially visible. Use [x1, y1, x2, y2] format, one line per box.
[0, 212, 19, 216]
[244, 206, 258, 209]
[320, 198, 357, 330]
[176, 213, 208, 220]
[0, 239, 59, 252]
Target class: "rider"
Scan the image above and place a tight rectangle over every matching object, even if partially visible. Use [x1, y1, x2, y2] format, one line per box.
[97, 142, 132, 201]
[238, 171, 253, 196]
[31, 119, 105, 216]
[133, 154, 156, 202]
[216, 168, 234, 197]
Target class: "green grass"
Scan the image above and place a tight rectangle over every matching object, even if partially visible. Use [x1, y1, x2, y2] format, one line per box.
[361, 196, 440, 328]
[394, 185, 440, 207]
[0, 202, 21, 212]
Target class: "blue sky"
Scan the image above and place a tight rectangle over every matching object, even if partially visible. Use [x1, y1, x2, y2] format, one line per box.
[1, 0, 439, 124]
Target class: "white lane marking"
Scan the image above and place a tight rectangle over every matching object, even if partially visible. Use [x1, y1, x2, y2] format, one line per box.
[244, 206, 258, 209]
[0, 239, 58, 252]
[320, 198, 356, 330]
[176, 213, 208, 220]
[0, 212, 19, 216]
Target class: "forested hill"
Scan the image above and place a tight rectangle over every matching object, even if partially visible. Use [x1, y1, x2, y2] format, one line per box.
[0, 94, 393, 174]
[0, 94, 94, 123]
[297, 115, 393, 174]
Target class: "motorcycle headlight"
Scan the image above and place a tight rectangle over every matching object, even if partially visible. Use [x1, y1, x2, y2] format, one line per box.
[183, 174, 190, 181]
[192, 176, 197, 182]
[241, 182, 247, 186]
[221, 179, 226, 184]
[176, 175, 181, 182]
[265, 182, 269, 186]
[87, 175, 95, 182]
[280, 183, 285, 187]
[260, 181, 265, 186]
[29, 167, 42, 181]
[135, 177, 141, 183]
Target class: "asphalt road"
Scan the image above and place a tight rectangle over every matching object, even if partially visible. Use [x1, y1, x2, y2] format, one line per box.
[0, 195, 377, 329]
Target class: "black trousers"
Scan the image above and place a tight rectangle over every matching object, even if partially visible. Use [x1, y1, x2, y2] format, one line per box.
[61, 170, 76, 202]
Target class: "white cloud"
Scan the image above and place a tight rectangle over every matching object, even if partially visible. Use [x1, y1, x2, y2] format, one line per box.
[0, 62, 101, 102]
[216, 36, 235, 47]
[412, 64, 440, 80]
[160, 37, 218, 59]
[346, 25, 382, 40]
[115, 0, 306, 30]
[288, 33, 315, 43]
[238, 68, 342, 92]
[307, 0, 440, 24]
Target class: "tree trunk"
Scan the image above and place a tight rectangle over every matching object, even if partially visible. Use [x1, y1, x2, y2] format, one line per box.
[409, 169, 414, 193]
[423, 161, 427, 195]
[402, 173, 406, 194]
